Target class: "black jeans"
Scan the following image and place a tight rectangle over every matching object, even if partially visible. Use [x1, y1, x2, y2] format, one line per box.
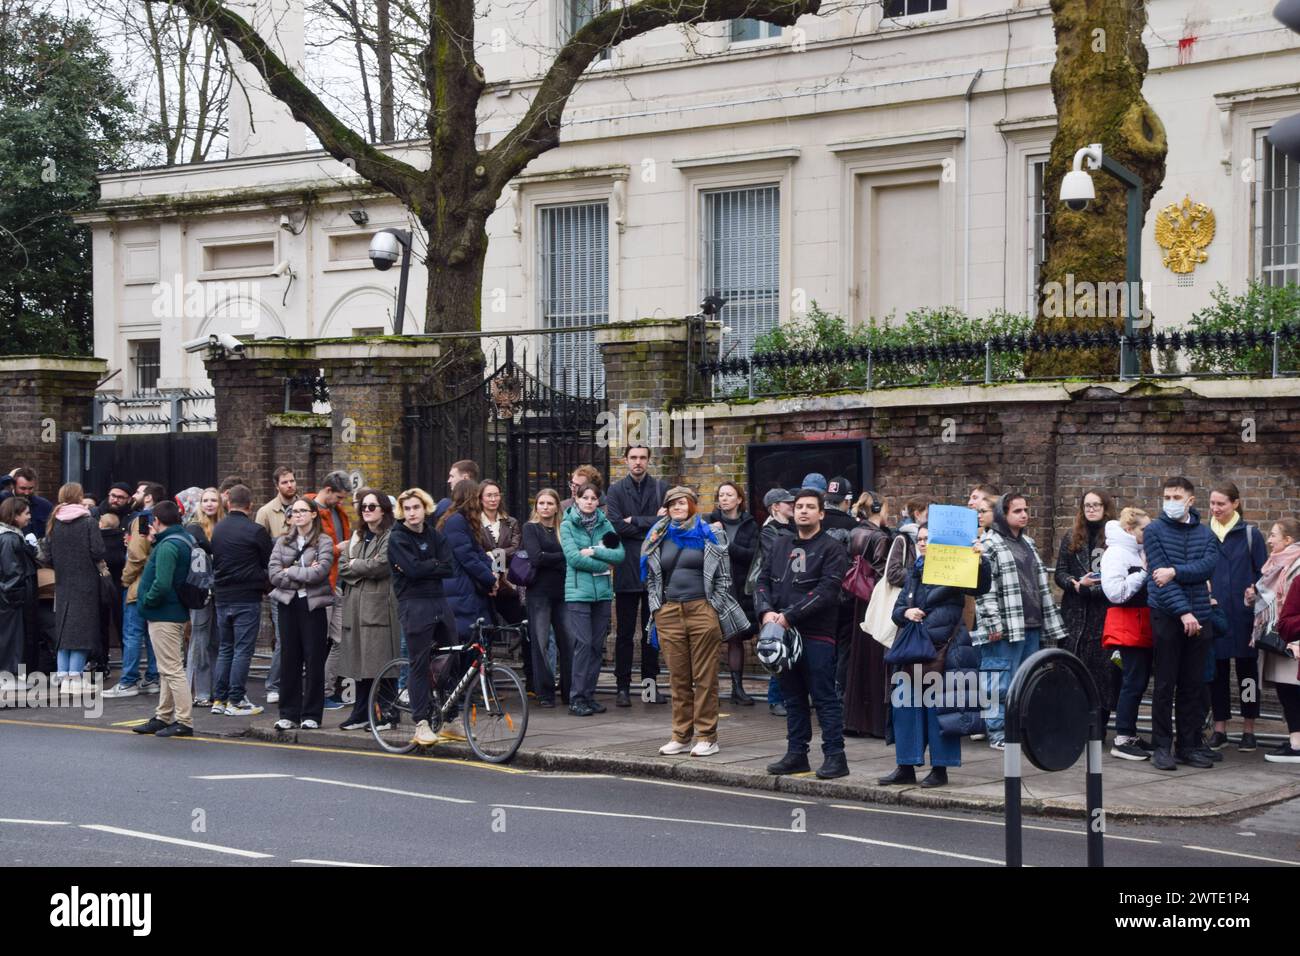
[834, 600, 855, 695]
[778, 635, 844, 758]
[1275, 682, 1300, 733]
[277, 596, 329, 724]
[1211, 656, 1260, 721]
[399, 596, 453, 725]
[1150, 610, 1212, 753]
[614, 591, 659, 692]
[528, 588, 572, 704]
[1114, 646, 1152, 738]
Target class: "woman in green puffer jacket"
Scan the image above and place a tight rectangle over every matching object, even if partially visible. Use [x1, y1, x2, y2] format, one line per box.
[560, 484, 625, 716]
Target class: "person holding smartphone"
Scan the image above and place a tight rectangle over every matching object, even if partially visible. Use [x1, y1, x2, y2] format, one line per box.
[1056, 490, 1119, 730]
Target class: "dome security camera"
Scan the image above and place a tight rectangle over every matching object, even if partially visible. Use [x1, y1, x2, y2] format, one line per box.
[369, 230, 402, 271]
[1060, 143, 1103, 212]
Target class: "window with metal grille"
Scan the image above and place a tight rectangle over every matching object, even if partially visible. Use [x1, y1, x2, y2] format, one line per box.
[1255, 128, 1300, 287]
[538, 201, 609, 397]
[730, 19, 781, 42]
[133, 339, 160, 395]
[884, 0, 947, 16]
[703, 184, 780, 366]
[567, 0, 610, 60]
[1028, 155, 1049, 316]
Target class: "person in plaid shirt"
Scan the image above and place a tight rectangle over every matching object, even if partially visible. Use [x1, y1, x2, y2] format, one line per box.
[974, 492, 1067, 749]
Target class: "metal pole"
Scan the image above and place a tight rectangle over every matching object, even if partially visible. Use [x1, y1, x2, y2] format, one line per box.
[1119, 335, 1128, 382]
[1101, 155, 1143, 378]
[747, 361, 754, 399]
[1004, 742, 1023, 867]
[393, 233, 412, 336]
[866, 349, 874, 390]
[1273, 331, 1281, 378]
[984, 340, 993, 384]
[1086, 735, 1105, 867]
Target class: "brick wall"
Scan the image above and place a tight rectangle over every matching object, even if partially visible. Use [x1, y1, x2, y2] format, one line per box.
[668, 382, 1300, 564]
[0, 357, 106, 490]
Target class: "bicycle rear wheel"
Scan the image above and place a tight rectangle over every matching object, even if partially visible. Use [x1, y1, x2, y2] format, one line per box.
[463, 663, 528, 764]
[369, 658, 417, 754]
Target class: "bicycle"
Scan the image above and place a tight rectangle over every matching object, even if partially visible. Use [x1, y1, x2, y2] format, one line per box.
[368, 617, 530, 763]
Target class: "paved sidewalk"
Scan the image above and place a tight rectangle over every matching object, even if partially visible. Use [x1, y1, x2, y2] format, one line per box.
[10, 672, 1295, 821]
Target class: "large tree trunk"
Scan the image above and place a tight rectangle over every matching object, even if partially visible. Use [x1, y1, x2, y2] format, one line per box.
[421, 223, 488, 394]
[1028, 0, 1167, 378]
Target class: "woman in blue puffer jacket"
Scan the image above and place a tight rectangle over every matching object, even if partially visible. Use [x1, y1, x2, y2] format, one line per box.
[435, 479, 497, 640]
[879, 523, 990, 789]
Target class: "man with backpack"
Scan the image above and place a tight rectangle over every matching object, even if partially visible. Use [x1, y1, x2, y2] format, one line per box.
[132, 501, 200, 738]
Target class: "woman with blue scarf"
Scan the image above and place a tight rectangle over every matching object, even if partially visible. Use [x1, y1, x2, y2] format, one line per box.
[641, 486, 751, 758]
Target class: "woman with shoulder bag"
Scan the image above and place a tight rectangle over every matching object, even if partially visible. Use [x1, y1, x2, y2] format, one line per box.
[1247, 518, 1300, 762]
[1056, 490, 1119, 734]
[480, 479, 530, 688]
[184, 488, 223, 706]
[436, 480, 497, 642]
[704, 482, 759, 705]
[642, 486, 750, 757]
[844, 491, 894, 738]
[337, 489, 403, 731]
[560, 483, 624, 717]
[523, 488, 572, 707]
[879, 523, 990, 788]
[268, 497, 334, 730]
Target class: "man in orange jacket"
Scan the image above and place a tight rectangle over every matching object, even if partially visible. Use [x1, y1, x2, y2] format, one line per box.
[308, 472, 353, 709]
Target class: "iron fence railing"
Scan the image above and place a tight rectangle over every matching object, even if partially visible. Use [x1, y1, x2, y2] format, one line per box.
[696, 326, 1300, 399]
[93, 390, 216, 433]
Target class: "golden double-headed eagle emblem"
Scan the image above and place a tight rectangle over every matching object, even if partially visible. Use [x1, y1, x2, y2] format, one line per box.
[1154, 195, 1215, 274]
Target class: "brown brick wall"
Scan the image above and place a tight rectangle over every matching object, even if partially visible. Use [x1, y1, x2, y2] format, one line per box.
[0, 359, 104, 491]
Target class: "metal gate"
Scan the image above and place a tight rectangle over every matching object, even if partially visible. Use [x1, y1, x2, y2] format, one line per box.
[403, 339, 608, 512]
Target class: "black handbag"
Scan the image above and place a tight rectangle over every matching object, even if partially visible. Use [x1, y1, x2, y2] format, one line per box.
[1256, 630, 1296, 658]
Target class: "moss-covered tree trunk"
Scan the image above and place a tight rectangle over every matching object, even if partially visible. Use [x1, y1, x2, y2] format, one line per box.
[1029, 0, 1167, 378]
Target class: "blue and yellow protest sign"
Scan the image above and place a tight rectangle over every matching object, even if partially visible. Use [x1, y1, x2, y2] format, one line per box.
[921, 504, 979, 589]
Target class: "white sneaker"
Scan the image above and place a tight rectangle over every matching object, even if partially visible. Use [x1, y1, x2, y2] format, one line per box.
[102, 682, 141, 699]
[659, 739, 692, 755]
[989, 740, 1006, 751]
[300, 719, 319, 730]
[65, 678, 85, 695]
[265, 691, 280, 704]
[412, 720, 437, 745]
[139, 680, 160, 695]
[274, 718, 297, 731]
[690, 740, 720, 757]
[210, 700, 227, 715]
[225, 699, 264, 717]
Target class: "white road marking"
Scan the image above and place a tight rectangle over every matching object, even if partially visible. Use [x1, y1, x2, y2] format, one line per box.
[1182, 844, 1300, 866]
[490, 803, 796, 833]
[294, 776, 475, 804]
[292, 859, 386, 867]
[620, 777, 816, 805]
[191, 773, 293, 780]
[828, 803, 1161, 844]
[820, 832, 1004, 865]
[79, 825, 273, 859]
[0, 818, 68, 826]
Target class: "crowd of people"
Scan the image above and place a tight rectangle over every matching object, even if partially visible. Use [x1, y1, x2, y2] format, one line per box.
[0, 458, 1297, 786]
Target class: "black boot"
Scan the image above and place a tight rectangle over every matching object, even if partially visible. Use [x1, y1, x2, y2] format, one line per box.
[730, 671, 756, 706]
[920, 767, 948, 788]
[766, 752, 812, 775]
[815, 752, 850, 779]
[877, 765, 917, 786]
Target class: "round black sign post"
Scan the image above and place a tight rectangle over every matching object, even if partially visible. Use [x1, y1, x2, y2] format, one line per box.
[1003, 648, 1105, 867]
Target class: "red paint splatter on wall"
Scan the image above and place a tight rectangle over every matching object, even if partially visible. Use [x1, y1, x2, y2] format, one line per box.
[1178, 34, 1197, 66]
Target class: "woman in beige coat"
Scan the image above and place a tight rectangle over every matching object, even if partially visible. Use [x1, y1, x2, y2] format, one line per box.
[337, 489, 402, 731]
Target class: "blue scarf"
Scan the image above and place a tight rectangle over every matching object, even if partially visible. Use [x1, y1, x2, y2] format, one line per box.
[913, 554, 926, 573]
[639, 515, 717, 584]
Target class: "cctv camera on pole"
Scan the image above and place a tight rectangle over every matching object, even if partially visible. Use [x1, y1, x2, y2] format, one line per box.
[369, 228, 413, 335]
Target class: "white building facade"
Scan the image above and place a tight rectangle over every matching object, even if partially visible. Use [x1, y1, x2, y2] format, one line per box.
[78, 0, 1300, 397]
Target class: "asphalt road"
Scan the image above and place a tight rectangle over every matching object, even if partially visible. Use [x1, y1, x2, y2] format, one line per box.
[3, 719, 1299, 867]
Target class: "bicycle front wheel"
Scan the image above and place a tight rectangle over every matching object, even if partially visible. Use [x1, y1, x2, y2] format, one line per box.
[369, 658, 417, 754]
[463, 663, 528, 764]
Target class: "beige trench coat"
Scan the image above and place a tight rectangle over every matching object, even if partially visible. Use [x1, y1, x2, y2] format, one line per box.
[338, 527, 402, 680]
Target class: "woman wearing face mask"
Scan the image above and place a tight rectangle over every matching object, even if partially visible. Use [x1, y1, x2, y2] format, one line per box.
[704, 482, 758, 705]
[1246, 518, 1300, 761]
[184, 488, 224, 706]
[560, 484, 624, 717]
[268, 497, 334, 730]
[1102, 507, 1155, 760]
[523, 488, 571, 707]
[1205, 482, 1269, 753]
[1055, 489, 1119, 730]
[642, 486, 750, 757]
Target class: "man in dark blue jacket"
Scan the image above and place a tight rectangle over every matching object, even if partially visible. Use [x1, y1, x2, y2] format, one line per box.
[756, 489, 850, 779]
[1143, 476, 1220, 771]
[605, 445, 668, 706]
